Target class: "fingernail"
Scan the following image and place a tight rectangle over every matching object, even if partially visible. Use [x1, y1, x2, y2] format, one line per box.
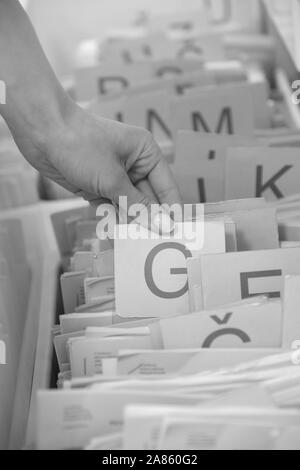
[151, 206, 175, 236]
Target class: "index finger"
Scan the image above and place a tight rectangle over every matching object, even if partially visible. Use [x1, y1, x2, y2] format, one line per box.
[148, 157, 182, 207]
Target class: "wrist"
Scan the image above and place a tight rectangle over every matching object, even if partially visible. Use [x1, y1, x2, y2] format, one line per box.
[16, 85, 81, 164]
[31, 86, 79, 151]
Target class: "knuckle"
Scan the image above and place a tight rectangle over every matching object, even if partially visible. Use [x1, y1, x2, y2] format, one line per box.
[102, 169, 124, 199]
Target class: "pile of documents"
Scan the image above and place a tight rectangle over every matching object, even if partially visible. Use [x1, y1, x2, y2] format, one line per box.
[36, 1, 300, 450]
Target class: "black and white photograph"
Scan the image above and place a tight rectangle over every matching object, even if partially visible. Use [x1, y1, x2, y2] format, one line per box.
[1, 0, 300, 452]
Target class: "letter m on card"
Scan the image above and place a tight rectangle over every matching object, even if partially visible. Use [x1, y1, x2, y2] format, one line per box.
[192, 107, 233, 134]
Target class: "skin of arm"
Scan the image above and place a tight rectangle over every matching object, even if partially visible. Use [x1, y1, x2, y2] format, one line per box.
[0, 0, 181, 212]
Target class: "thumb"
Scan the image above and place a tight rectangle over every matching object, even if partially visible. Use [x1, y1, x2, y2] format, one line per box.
[106, 168, 173, 234]
[106, 167, 152, 226]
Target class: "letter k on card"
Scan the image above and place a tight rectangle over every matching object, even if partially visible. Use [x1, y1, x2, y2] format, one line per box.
[226, 147, 300, 201]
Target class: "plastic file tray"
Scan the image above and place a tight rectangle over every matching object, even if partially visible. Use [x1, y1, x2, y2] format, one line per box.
[24, 199, 88, 450]
[30, 199, 287, 451]
[0, 200, 87, 449]
[262, 0, 300, 79]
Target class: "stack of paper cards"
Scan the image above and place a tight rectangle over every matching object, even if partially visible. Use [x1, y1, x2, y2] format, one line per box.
[42, 196, 300, 450]
[32, 2, 300, 451]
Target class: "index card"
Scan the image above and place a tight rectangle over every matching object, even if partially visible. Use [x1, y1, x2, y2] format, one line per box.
[247, 66, 271, 129]
[152, 59, 205, 79]
[111, 315, 157, 327]
[204, 385, 276, 410]
[156, 67, 239, 96]
[75, 220, 97, 247]
[99, 32, 175, 65]
[171, 33, 225, 62]
[93, 250, 114, 277]
[60, 271, 87, 314]
[74, 63, 153, 101]
[53, 331, 84, 370]
[36, 389, 199, 449]
[151, 9, 208, 34]
[69, 334, 153, 377]
[115, 221, 226, 318]
[122, 90, 172, 144]
[188, 259, 274, 312]
[51, 207, 87, 256]
[204, 198, 267, 215]
[85, 433, 122, 451]
[187, 257, 203, 311]
[210, 217, 237, 252]
[84, 277, 115, 304]
[111, 318, 162, 349]
[282, 275, 300, 348]
[228, 208, 279, 251]
[114, 349, 280, 377]
[123, 405, 300, 451]
[59, 312, 113, 334]
[90, 237, 113, 254]
[75, 296, 115, 314]
[86, 71, 210, 125]
[114, 350, 202, 376]
[203, 60, 247, 84]
[123, 405, 191, 451]
[88, 86, 172, 129]
[274, 427, 300, 450]
[186, 79, 270, 131]
[260, 132, 300, 148]
[160, 301, 282, 350]
[278, 219, 300, 243]
[174, 131, 260, 203]
[171, 83, 255, 137]
[84, 326, 150, 338]
[206, 207, 279, 252]
[70, 252, 94, 274]
[157, 418, 278, 450]
[199, 248, 300, 310]
[155, 386, 279, 448]
[281, 242, 300, 249]
[170, 69, 215, 94]
[160, 140, 174, 164]
[226, 147, 300, 202]
[88, 95, 126, 122]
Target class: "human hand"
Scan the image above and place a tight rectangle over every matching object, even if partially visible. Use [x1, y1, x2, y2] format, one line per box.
[17, 104, 181, 212]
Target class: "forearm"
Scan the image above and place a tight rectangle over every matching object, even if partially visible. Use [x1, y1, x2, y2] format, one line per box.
[0, 1, 180, 208]
[0, 0, 75, 154]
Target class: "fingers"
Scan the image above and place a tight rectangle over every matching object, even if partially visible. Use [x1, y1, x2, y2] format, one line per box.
[108, 168, 153, 208]
[106, 167, 174, 234]
[105, 167, 152, 224]
[148, 157, 182, 207]
[136, 178, 159, 203]
[121, 125, 181, 207]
